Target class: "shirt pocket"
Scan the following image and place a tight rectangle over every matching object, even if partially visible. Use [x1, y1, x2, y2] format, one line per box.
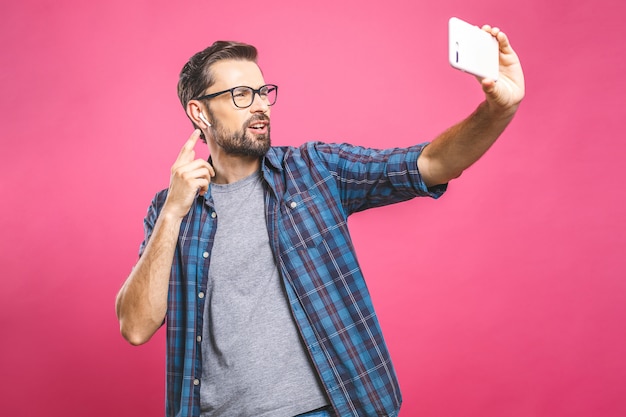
[279, 189, 331, 254]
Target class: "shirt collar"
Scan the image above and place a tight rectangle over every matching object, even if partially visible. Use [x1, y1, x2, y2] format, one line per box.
[261, 147, 283, 198]
[262, 147, 282, 172]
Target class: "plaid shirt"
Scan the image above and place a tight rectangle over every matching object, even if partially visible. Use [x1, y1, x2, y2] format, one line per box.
[140, 142, 446, 417]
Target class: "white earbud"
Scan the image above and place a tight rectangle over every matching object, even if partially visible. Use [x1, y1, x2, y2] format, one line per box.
[199, 112, 211, 127]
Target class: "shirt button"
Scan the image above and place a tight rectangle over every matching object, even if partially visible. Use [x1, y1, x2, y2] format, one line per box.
[202, 251, 209, 258]
[198, 292, 205, 299]
[290, 201, 297, 209]
[196, 335, 202, 342]
[211, 212, 217, 218]
[193, 379, 200, 386]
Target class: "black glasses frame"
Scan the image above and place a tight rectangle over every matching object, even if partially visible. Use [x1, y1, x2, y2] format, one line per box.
[194, 84, 278, 108]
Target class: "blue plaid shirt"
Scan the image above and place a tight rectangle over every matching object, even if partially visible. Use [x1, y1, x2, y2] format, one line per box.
[140, 142, 446, 417]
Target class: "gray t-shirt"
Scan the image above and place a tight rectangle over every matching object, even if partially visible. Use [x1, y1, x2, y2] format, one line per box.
[200, 172, 328, 417]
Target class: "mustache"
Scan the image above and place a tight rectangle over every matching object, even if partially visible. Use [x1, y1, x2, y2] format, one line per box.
[245, 114, 270, 128]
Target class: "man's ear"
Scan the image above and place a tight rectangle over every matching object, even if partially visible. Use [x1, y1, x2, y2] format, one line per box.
[186, 100, 211, 128]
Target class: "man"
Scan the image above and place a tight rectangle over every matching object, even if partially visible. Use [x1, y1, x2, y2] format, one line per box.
[116, 25, 524, 417]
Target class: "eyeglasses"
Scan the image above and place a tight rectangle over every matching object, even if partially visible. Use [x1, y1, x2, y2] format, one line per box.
[194, 84, 278, 109]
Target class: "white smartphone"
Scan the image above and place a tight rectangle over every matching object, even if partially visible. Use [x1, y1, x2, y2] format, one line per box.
[448, 17, 499, 80]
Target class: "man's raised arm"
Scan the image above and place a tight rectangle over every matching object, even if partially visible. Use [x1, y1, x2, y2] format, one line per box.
[115, 130, 214, 345]
[418, 26, 525, 187]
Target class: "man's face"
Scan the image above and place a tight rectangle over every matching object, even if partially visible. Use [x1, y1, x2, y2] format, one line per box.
[204, 60, 271, 157]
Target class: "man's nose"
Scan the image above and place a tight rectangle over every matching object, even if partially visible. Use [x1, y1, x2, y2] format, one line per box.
[249, 91, 270, 113]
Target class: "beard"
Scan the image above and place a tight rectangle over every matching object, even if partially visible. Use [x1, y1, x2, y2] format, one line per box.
[208, 112, 271, 158]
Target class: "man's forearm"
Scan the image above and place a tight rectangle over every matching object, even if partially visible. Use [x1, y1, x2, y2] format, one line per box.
[115, 212, 181, 345]
[418, 100, 517, 187]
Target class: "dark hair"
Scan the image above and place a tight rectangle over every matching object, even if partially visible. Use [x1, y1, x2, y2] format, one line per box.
[177, 40, 258, 110]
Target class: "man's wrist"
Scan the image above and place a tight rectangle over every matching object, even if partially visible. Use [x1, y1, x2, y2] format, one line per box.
[481, 99, 519, 123]
[159, 205, 187, 225]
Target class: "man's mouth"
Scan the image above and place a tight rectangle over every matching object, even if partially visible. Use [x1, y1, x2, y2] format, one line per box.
[247, 119, 269, 133]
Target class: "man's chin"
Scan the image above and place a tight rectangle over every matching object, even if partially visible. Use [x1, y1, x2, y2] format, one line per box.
[248, 135, 271, 156]
[217, 131, 271, 157]
[250, 143, 271, 157]
[231, 141, 270, 158]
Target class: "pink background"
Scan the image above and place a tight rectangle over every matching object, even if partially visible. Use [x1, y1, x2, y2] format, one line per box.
[1, 0, 625, 416]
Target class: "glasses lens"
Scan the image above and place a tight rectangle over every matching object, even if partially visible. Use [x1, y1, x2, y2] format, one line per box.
[231, 85, 278, 108]
[232, 87, 254, 108]
[262, 85, 278, 106]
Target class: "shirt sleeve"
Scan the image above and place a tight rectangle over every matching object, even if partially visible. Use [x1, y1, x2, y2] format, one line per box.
[307, 142, 447, 215]
[138, 189, 168, 258]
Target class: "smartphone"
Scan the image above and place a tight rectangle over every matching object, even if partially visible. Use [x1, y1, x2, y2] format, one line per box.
[448, 17, 499, 80]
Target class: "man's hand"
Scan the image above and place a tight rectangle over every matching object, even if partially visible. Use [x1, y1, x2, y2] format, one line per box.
[480, 26, 525, 117]
[163, 129, 215, 219]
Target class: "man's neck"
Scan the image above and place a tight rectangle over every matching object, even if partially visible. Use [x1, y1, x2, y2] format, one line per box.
[211, 153, 262, 184]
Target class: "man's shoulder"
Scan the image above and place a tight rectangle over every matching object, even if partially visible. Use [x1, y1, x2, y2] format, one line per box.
[265, 143, 314, 168]
[267, 142, 319, 156]
[266, 141, 341, 165]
